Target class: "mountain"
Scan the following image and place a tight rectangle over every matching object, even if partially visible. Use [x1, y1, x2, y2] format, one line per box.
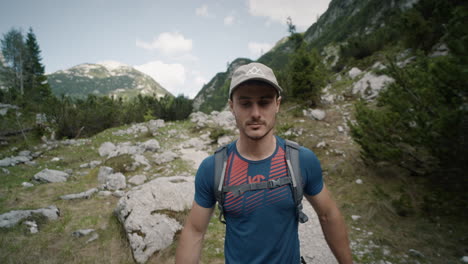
[47, 61, 172, 99]
[195, 0, 423, 112]
[192, 58, 252, 113]
[259, 0, 420, 70]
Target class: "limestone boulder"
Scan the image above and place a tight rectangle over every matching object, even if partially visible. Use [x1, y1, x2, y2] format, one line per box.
[97, 166, 126, 190]
[303, 109, 326, 121]
[114, 176, 195, 263]
[105, 172, 126, 191]
[98, 166, 114, 185]
[140, 139, 160, 152]
[98, 142, 116, 157]
[33, 169, 70, 183]
[152, 151, 178, 165]
[0, 205, 60, 228]
[348, 67, 362, 79]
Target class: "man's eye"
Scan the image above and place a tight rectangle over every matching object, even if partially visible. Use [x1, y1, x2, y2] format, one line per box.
[259, 101, 271, 106]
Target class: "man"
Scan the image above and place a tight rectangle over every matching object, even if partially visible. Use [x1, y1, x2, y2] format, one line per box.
[176, 62, 352, 263]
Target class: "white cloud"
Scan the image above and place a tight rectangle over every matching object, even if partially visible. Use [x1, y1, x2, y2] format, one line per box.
[136, 32, 193, 56]
[224, 15, 235, 25]
[196, 5, 209, 17]
[248, 0, 331, 30]
[134, 61, 186, 95]
[248, 42, 273, 58]
[134, 61, 207, 98]
[191, 70, 207, 89]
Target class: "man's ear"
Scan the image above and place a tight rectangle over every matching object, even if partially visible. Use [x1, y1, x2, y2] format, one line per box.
[229, 99, 234, 112]
[276, 96, 282, 113]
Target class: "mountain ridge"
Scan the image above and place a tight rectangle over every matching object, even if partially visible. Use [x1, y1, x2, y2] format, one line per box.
[47, 61, 172, 100]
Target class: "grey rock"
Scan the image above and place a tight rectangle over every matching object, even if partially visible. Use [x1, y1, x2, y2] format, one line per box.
[114, 176, 195, 263]
[128, 175, 147, 185]
[348, 67, 362, 79]
[24, 220, 38, 233]
[131, 154, 150, 170]
[303, 109, 326, 121]
[409, 249, 425, 258]
[22, 182, 34, 187]
[217, 135, 233, 146]
[33, 169, 70, 183]
[182, 137, 206, 150]
[316, 141, 327, 149]
[98, 191, 112, 197]
[72, 229, 95, 237]
[113, 190, 126, 198]
[19, 150, 31, 157]
[352, 72, 394, 100]
[98, 166, 114, 184]
[86, 233, 99, 243]
[105, 172, 126, 190]
[140, 139, 160, 152]
[98, 142, 116, 157]
[212, 110, 236, 130]
[0, 205, 60, 228]
[60, 188, 98, 200]
[147, 119, 165, 133]
[152, 151, 178, 165]
[2, 168, 10, 174]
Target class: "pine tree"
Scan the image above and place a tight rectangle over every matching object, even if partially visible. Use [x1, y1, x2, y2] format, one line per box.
[0, 28, 26, 96]
[24, 27, 51, 103]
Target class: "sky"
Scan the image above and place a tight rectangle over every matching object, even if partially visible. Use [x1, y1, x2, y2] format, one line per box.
[0, 0, 331, 98]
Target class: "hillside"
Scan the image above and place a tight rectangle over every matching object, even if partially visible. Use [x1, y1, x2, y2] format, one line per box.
[192, 58, 252, 113]
[1, 94, 467, 263]
[47, 61, 172, 100]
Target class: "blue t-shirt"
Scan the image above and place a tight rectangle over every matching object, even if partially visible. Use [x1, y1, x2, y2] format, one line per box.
[195, 136, 323, 264]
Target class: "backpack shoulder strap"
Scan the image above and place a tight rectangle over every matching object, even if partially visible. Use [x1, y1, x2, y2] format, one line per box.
[214, 145, 228, 224]
[285, 139, 309, 223]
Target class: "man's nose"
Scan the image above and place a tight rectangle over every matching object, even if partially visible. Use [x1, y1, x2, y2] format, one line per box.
[251, 103, 261, 119]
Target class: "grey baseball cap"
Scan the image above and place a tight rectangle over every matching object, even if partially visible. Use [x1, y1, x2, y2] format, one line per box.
[229, 62, 282, 99]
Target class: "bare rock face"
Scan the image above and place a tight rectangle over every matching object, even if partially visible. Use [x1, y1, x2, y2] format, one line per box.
[33, 169, 70, 183]
[352, 72, 394, 100]
[114, 176, 194, 263]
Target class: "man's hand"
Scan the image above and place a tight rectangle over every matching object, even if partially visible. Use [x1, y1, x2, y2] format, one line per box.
[175, 201, 214, 264]
[306, 185, 353, 264]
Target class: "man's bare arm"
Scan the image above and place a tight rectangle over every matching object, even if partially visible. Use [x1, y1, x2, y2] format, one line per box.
[306, 185, 353, 264]
[175, 201, 214, 264]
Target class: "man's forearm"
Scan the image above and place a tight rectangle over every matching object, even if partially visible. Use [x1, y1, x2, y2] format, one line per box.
[319, 209, 353, 264]
[175, 224, 205, 264]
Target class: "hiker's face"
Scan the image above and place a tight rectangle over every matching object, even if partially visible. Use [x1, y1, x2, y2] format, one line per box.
[229, 83, 281, 141]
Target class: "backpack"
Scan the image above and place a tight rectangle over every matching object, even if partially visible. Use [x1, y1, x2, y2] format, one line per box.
[213, 139, 309, 224]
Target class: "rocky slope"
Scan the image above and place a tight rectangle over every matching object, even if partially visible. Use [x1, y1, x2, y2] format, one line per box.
[47, 61, 172, 99]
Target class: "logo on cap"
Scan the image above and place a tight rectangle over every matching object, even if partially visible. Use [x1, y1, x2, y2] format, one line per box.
[245, 66, 265, 77]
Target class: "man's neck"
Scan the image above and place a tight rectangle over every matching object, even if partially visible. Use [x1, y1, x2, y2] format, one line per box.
[236, 134, 277, 161]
